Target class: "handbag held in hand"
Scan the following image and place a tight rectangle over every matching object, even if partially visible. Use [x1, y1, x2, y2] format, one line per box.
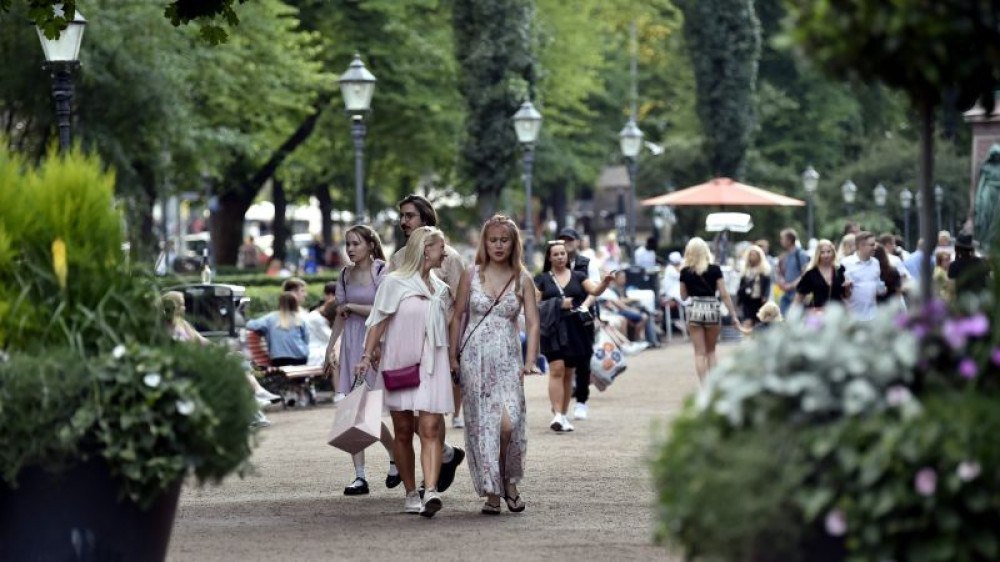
[327, 381, 384, 454]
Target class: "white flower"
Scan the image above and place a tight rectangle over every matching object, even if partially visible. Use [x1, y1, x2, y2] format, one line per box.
[142, 373, 161, 388]
[112, 345, 127, 359]
[824, 509, 847, 536]
[175, 399, 196, 416]
[957, 461, 981, 482]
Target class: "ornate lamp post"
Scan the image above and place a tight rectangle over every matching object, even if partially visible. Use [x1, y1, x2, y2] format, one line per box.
[873, 182, 888, 208]
[619, 119, 643, 258]
[512, 100, 543, 268]
[841, 179, 858, 216]
[934, 184, 944, 233]
[900, 187, 913, 248]
[36, 5, 86, 153]
[802, 166, 819, 240]
[338, 53, 377, 222]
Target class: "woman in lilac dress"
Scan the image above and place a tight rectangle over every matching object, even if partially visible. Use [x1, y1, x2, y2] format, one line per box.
[449, 215, 540, 515]
[327, 225, 399, 496]
[356, 226, 454, 517]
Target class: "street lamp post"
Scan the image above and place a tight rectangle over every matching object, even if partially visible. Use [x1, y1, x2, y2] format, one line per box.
[934, 184, 944, 233]
[619, 119, 643, 259]
[36, 5, 86, 153]
[873, 182, 888, 208]
[900, 188, 913, 249]
[802, 166, 819, 241]
[338, 53, 377, 222]
[512, 101, 543, 269]
[841, 179, 857, 216]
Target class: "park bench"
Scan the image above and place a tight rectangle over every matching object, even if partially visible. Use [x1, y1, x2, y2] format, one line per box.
[246, 330, 324, 406]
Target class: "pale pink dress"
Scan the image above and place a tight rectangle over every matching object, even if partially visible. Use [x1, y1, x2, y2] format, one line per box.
[376, 295, 454, 414]
[459, 268, 527, 496]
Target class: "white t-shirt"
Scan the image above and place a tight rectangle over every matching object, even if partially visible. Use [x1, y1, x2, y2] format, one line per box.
[634, 246, 657, 269]
[304, 310, 332, 366]
[841, 254, 881, 321]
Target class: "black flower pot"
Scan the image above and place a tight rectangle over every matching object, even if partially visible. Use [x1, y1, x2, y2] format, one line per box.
[0, 460, 182, 561]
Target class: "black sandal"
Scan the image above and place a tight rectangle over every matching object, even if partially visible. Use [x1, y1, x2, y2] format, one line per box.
[503, 494, 525, 512]
[481, 498, 502, 515]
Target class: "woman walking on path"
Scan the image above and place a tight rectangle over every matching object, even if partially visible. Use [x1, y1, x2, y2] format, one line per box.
[355, 226, 453, 517]
[534, 241, 614, 433]
[678, 238, 747, 383]
[737, 245, 772, 328]
[449, 216, 540, 515]
[794, 239, 847, 310]
[325, 225, 400, 496]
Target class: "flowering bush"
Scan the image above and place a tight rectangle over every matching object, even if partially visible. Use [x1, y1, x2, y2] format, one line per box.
[654, 298, 1000, 562]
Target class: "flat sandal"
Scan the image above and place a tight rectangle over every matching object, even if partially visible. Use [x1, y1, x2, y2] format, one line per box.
[481, 498, 502, 515]
[503, 494, 525, 513]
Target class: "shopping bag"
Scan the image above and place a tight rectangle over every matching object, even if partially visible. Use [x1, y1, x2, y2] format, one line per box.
[590, 326, 627, 392]
[327, 384, 383, 454]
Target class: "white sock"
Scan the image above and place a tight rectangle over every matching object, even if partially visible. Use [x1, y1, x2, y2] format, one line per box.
[352, 452, 366, 480]
[442, 444, 455, 463]
[387, 461, 399, 476]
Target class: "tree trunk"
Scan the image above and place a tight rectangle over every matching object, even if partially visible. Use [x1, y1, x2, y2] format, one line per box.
[212, 191, 253, 267]
[315, 183, 333, 248]
[918, 96, 936, 303]
[553, 183, 567, 234]
[477, 188, 499, 223]
[272, 178, 289, 265]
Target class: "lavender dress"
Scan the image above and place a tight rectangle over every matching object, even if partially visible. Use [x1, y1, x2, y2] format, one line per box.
[459, 267, 527, 497]
[335, 260, 386, 394]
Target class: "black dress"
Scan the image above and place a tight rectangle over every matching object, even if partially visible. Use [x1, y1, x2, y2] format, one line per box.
[534, 270, 594, 365]
[738, 273, 771, 324]
[795, 266, 846, 308]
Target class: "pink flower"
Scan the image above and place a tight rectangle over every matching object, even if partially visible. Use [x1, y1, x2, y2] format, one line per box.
[957, 461, 981, 482]
[915, 468, 937, 496]
[959, 313, 990, 337]
[959, 359, 978, 379]
[894, 313, 910, 329]
[885, 385, 912, 407]
[804, 314, 825, 330]
[991, 347, 1000, 366]
[824, 509, 847, 536]
[942, 320, 966, 349]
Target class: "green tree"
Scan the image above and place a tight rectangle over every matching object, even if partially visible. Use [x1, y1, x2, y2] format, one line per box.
[785, 0, 1000, 299]
[452, 0, 535, 220]
[676, 0, 761, 179]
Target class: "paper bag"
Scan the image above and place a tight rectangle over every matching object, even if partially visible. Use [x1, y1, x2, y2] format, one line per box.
[590, 327, 627, 392]
[327, 385, 383, 454]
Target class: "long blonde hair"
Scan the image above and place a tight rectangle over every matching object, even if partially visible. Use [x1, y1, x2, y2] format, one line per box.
[741, 245, 771, 277]
[807, 239, 839, 271]
[838, 234, 856, 260]
[682, 237, 712, 274]
[392, 226, 445, 278]
[277, 291, 302, 329]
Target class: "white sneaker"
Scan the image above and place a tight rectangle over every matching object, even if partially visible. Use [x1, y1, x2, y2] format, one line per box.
[333, 392, 347, 404]
[561, 415, 575, 432]
[420, 489, 443, 518]
[549, 413, 564, 432]
[404, 490, 422, 514]
[573, 402, 589, 420]
[254, 388, 282, 403]
[452, 415, 465, 429]
[623, 341, 649, 355]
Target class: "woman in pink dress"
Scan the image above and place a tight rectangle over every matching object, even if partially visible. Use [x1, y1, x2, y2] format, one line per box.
[327, 225, 399, 496]
[356, 226, 454, 517]
[449, 215, 540, 515]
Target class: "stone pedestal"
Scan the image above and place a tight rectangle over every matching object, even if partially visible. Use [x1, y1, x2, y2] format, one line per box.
[963, 94, 1000, 228]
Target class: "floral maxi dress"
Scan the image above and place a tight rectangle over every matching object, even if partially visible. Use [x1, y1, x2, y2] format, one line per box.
[459, 268, 527, 497]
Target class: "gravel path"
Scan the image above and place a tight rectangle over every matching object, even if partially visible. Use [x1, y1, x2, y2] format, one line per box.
[168, 342, 721, 561]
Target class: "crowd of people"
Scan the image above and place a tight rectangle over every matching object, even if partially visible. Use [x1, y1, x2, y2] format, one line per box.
[180, 197, 993, 519]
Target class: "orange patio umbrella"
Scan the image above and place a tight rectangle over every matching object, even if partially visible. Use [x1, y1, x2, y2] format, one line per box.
[640, 177, 805, 207]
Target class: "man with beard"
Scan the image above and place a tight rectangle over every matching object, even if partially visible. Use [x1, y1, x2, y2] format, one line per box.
[386, 194, 466, 494]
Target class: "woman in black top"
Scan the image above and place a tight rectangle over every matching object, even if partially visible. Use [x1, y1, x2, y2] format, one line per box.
[678, 237, 746, 383]
[737, 245, 772, 327]
[795, 239, 847, 309]
[535, 241, 613, 433]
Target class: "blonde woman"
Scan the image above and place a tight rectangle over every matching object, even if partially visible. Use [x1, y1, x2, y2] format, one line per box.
[449, 215, 539, 515]
[838, 234, 856, 261]
[355, 226, 453, 517]
[246, 292, 309, 367]
[678, 238, 746, 382]
[163, 291, 207, 343]
[794, 239, 846, 310]
[737, 245, 772, 328]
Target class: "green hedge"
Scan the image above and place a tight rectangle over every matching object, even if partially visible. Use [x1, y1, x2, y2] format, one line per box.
[162, 271, 339, 288]
[243, 283, 329, 318]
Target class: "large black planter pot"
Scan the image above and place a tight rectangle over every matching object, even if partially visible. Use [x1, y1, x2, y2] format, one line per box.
[0, 460, 182, 561]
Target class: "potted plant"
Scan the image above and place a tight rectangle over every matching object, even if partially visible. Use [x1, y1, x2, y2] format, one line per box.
[653, 294, 1000, 561]
[0, 147, 257, 561]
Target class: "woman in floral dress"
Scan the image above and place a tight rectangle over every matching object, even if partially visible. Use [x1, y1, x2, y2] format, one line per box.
[449, 215, 540, 514]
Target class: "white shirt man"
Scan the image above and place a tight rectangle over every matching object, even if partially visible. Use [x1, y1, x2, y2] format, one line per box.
[841, 233, 882, 321]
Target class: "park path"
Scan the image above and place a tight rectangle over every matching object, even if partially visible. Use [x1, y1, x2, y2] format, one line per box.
[168, 342, 726, 561]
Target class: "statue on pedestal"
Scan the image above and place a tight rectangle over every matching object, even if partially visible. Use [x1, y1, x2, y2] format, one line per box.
[974, 143, 1000, 251]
